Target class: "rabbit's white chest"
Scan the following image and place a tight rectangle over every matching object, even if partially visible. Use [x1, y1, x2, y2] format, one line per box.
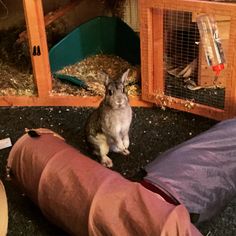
[119, 114, 131, 131]
[115, 108, 131, 127]
[103, 107, 131, 134]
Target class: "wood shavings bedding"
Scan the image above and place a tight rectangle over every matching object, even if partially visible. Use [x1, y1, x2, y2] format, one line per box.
[53, 54, 141, 96]
[0, 60, 36, 96]
[0, 55, 141, 97]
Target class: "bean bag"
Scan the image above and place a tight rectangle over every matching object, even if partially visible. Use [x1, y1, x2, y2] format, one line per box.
[0, 180, 8, 236]
[144, 118, 236, 223]
[7, 129, 201, 236]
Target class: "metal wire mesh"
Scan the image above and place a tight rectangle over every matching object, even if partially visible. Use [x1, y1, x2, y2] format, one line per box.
[163, 9, 226, 109]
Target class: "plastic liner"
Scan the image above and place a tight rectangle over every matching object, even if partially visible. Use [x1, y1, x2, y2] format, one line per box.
[49, 16, 140, 73]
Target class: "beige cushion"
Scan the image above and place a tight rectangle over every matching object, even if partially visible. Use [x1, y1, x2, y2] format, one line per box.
[0, 180, 8, 236]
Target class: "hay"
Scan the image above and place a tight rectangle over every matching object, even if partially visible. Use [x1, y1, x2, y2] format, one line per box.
[0, 59, 36, 96]
[53, 54, 141, 96]
[0, 54, 141, 97]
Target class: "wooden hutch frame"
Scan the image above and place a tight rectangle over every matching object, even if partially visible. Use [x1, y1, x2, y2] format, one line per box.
[0, 0, 150, 107]
[139, 0, 236, 120]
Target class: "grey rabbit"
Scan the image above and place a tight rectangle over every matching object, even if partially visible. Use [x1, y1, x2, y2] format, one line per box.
[85, 69, 132, 168]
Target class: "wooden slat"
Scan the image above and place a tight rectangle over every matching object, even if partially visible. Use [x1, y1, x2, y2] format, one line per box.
[152, 8, 164, 93]
[142, 92, 226, 120]
[139, 0, 150, 98]
[225, 16, 236, 116]
[0, 96, 152, 107]
[147, 0, 236, 15]
[192, 13, 231, 22]
[23, 0, 52, 98]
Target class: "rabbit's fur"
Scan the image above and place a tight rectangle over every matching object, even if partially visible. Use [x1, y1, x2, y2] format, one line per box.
[85, 69, 132, 167]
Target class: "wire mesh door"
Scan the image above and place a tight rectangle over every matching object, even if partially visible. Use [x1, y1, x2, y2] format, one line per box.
[140, 0, 236, 120]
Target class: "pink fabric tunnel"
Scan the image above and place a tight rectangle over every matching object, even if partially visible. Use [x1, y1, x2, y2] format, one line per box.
[7, 129, 202, 236]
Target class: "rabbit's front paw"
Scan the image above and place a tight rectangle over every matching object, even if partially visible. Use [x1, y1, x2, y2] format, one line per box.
[101, 155, 113, 168]
[121, 148, 130, 156]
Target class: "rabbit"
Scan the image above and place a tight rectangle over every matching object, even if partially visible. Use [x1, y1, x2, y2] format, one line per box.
[85, 69, 132, 168]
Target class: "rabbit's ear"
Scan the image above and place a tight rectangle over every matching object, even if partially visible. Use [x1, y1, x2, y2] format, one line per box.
[121, 69, 130, 84]
[98, 72, 110, 85]
[104, 75, 110, 86]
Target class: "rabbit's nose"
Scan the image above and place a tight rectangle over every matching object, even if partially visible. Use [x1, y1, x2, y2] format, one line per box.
[116, 98, 125, 105]
[116, 100, 123, 105]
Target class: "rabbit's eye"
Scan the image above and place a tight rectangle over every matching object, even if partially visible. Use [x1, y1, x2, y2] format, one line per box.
[108, 89, 113, 96]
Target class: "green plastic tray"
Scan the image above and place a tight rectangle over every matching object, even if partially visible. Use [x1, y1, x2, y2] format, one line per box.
[49, 16, 140, 73]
